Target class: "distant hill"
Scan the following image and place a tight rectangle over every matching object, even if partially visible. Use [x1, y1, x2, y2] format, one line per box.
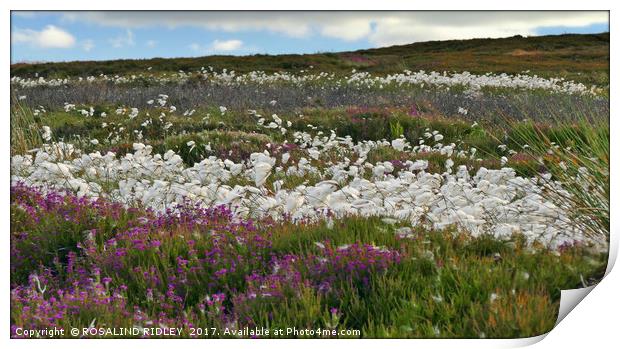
[10, 32, 609, 86]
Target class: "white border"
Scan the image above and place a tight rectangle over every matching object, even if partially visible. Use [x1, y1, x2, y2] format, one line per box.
[3, 2, 616, 348]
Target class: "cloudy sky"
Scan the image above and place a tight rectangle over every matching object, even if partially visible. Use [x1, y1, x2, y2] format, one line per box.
[11, 11, 609, 63]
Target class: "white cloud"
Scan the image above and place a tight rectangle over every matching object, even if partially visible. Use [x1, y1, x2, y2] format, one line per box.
[109, 29, 135, 48]
[320, 18, 373, 41]
[12, 25, 76, 49]
[82, 39, 95, 52]
[62, 12, 312, 38]
[190, 39, 245, 54]
[145, 40, 157, 48]
[211, 39, 243, 51]
[60, 11, 608, 47]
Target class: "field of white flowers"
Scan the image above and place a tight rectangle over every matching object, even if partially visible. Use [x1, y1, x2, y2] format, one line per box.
[11, 123, 593, 249]
[11, 70, 607, 248]
[10, 68, 609, 338]
[11, 67, 602, 93]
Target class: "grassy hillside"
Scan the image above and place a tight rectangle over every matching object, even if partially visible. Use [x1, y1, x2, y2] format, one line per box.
[11, 32, 609, 85]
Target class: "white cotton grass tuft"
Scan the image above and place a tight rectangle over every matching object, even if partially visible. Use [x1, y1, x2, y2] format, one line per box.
[41, 126, 52, 142]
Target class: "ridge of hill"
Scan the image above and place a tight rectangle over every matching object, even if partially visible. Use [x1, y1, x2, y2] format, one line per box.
[10, 32, 609, 85]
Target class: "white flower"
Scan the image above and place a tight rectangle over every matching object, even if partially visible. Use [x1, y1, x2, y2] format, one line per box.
[326, 218, 334, 230]
[254, 162, 272, 187]
[445, 158, 454, 171]
[281, 153, 290, 164]
[308, 149, 320, 160]
[41, 126, 52, 141]
[391, 138, 407, 151]
[129, 108, 139, 119]
[559, 161, 568, 171]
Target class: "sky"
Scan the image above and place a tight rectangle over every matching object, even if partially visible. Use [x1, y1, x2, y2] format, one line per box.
[10, 11, 609, 63]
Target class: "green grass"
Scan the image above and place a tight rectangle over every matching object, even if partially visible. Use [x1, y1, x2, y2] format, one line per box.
[10, 99, 44, 155]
